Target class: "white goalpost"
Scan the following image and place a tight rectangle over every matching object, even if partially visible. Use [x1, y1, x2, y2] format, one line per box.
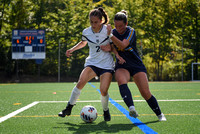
[191, 62, 200, 81]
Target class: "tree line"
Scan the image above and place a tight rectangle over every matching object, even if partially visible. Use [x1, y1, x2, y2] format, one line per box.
[0, 0, 199, 82]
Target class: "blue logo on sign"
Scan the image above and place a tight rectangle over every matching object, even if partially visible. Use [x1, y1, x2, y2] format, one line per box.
[23, 53, 35, 58]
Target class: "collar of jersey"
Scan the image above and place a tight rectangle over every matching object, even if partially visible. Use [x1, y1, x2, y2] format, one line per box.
[91, 24, 104, 34]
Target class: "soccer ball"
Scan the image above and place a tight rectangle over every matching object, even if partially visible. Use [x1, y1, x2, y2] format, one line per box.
[80, 105, 98, 123]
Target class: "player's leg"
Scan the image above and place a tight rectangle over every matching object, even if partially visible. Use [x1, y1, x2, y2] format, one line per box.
[133, 72, 151, 100]
[58, 67, 96, 117]
[115, 68, 138, 118]
[68, 67, 96, 105]
[99, 72, 112, 121]
[133, 72, 166, 121]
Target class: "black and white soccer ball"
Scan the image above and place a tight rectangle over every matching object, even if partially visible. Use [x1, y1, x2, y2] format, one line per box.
[80, 105, 98, 123]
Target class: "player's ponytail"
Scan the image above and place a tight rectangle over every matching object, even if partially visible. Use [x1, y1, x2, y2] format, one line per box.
[114, 10, 128, 24]
[97, 7, 109, 24]
[89, 7, 109, 24]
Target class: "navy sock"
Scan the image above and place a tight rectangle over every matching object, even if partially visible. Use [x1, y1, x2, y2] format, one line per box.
[146, 95, 161, 116]
[119, 84, 134, 107]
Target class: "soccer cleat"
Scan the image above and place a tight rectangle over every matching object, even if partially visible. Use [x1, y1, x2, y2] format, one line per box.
[58, 102, 74, 117]
[129, 108, 139, 118]
[157, 113, 167, 121]
[103, 109, 111, 121]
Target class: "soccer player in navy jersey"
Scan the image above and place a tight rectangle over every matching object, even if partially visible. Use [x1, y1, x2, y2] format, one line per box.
[104, 10, 166, 121]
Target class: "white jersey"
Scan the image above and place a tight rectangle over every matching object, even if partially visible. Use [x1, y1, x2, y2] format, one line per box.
[82, 25, 114, 70]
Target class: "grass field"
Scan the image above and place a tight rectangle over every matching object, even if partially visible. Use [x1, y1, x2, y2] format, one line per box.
[0, 82, 200, 134]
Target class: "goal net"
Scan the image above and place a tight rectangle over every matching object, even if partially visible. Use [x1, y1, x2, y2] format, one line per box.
[191, 63, 200, 81]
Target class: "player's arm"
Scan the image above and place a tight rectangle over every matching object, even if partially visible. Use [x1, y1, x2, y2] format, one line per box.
[110, 35, 129, 50]
[107, 24, 129, 50]
[111, 45, 126, 64]
[100, 44, 111, 52]
[66, 41, 87, 57]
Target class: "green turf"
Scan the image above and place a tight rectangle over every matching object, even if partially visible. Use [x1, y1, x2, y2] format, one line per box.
[0, 82, 200, 134]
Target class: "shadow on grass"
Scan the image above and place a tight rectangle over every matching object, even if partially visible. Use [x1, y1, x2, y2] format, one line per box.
[53, 120, 159, 134]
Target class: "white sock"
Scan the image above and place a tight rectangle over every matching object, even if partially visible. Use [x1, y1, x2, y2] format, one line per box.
[69, 86, 81, 105]
[101, 94, 109, 111]
[129, 105, 136, 111]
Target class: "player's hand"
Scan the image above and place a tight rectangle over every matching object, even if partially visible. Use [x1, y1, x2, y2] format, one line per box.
[100, 44, 111, 52]
[118, 57, 126, 64]
[66, 49, 73, 57]
[107, 24, 112, 36]
[116, 55, 126, 64]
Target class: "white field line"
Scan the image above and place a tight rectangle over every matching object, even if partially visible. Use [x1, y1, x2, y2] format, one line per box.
[156, 99, 200, 102]
[0, 101, 39, 123]
[38, 99, 200, 103]
[1, 99, 200, 123]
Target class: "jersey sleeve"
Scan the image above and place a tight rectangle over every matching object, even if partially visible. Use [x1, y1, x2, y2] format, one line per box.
[126, 28, 135, 42]
[109, 29, 113, 44]
[109, 38, 113, 44]
[82, 29, 87, 41]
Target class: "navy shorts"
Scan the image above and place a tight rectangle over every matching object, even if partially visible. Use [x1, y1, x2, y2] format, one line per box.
[115, 64, 147, 76]
[86, 65, 114, 77]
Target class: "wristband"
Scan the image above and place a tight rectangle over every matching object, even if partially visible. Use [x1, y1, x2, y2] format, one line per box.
[109, 33, 113, 38]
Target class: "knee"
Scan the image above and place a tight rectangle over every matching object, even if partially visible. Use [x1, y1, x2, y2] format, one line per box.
[115, 76, 129, 86]
[116, 77, 126, 86]
[100, 90, 108, 96]
[141, 92, 152, 100]
[76, 79, 86, 89]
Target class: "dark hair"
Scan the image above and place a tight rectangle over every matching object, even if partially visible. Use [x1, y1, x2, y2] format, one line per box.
[89, 7, 109, 24]
[114, 10, 128, 24]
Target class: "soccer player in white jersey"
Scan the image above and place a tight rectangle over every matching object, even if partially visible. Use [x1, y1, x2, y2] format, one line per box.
[58, 7, 125, 121]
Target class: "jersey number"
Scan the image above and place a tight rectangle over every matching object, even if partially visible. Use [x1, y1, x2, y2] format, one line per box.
[96, 46, 100, 52]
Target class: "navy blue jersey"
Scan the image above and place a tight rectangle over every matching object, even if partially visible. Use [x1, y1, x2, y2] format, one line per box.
[113, 26, 146, 72]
